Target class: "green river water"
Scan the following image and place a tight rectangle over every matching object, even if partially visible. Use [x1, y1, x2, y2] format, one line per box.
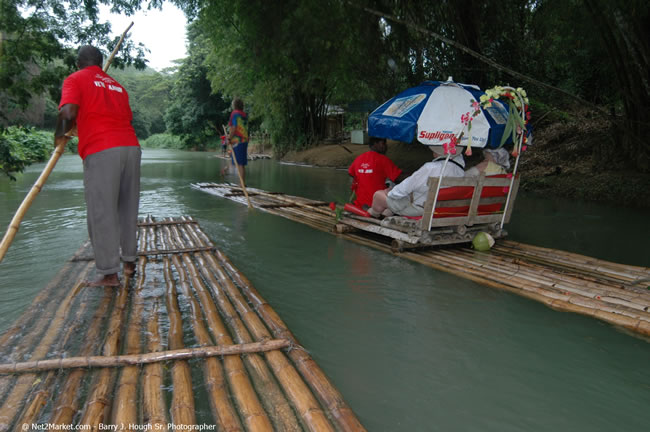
[0, 149, 648, 431]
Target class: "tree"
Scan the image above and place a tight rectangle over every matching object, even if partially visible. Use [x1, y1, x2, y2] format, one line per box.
[199, 0, 400, 153]
[0, 0, 153, 118]
[164, 23, 230, 150]
[583, 0, 650, 171]
[111, 66, 176, 139]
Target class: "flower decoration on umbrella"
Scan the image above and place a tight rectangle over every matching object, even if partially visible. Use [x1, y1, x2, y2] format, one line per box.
[443, 99, 482, 157]
[480, 86, 531, 157]
[461, 99, 482, 156]
[442, 135, 458, 156]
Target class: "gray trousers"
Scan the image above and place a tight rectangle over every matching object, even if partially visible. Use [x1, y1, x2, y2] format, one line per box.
[83, 146, 141, 276]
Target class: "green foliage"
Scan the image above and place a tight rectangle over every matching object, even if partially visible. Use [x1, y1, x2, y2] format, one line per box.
[2, 0, 648, 170]
[0, 126, 52, 180]
[163, 23, 230, 150]
[0, 0, 150, 116]
[199, 0, 394, 154]
[343, 112, 368, 132]
[110, 66, 176, 140]
[141, 133, 183, 149]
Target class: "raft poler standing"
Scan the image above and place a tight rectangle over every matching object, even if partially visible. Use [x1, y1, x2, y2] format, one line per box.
[55, 45, 141, 287]
[227, 97, 249, 184]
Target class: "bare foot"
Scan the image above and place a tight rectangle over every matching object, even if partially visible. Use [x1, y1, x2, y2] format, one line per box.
[86, 273, 120, 287]
[123, 261, 136, 277]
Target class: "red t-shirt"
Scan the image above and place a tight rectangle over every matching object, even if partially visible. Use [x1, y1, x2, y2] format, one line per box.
[59, 65, 139, 159]
[348, 151, 402, 208]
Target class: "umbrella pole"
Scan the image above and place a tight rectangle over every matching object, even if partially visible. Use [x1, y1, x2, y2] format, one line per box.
[0, 22, 134, 264]
[500, 87, 526, 229]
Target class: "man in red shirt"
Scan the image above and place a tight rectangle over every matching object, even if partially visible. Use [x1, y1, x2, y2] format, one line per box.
[55, 45, 141, 287]
[348, 136, 404, 209]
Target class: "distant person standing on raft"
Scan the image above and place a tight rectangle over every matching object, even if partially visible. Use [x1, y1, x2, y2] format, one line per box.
[55, 45, 141, 287]
[348, 136, 405, 210]
[228, 97, 249, 184]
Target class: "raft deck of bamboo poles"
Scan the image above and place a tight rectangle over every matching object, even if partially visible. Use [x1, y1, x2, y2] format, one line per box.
[0, 216, 365, 431]
[192, 182, 650, 338]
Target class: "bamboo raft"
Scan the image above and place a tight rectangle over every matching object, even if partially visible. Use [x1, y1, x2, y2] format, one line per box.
[0, 217, 365, 431]
[192, 182, 650, 338]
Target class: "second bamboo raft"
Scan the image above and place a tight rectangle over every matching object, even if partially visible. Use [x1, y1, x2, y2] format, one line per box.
[0, 216, 365, 432]
[192, 182, 650, 339]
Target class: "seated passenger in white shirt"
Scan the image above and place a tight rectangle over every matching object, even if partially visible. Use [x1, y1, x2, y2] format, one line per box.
[369, 145, 465, 217]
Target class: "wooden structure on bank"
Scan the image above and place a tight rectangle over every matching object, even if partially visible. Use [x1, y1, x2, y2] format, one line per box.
[0, 217, 365, 431]
[193, 182, 650, 338]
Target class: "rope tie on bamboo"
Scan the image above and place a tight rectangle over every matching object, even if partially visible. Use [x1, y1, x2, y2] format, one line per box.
[286, 341, 308, 354]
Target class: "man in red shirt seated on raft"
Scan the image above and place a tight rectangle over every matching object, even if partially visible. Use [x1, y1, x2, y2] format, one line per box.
[348, 136, 406, 211]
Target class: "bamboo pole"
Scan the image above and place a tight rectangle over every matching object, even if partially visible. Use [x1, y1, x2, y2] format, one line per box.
[168, 255, 252, 432]
[397, 249, 650, 336]
[499, 240, 650, 276]
[49, 223, 144, 427]
[437, 247, 647, 311]
[137, 219, 198, 227]
[193, 253, 302, 431]
[162, 255, 196, 426]
[456, 248, 638, 301]
[173, 224, 301, 432]
[112, 232, 147, 427]
[162, 224, 271, 431]
[0, 23, 134, 264]
[231, 186, 335, 218]
[195, 254, 307, 431]
[206, 249, 356, 432]
[0, 241, 90, 355]
[48, 289, 114, 425]
[342, 224, 650, 331]
[79, 281, 131, 427]
[197, 253, 332, 430]
[0, 339, 291, 375]
[142, 301, 168, 431]
[140, 216, 168, 430]
[194, 184, 337, 232]
[13, 286, 93, 428]
[182, 223, 340, 432]
[497, 240, 650, 284]
[0, 266, 88, 429]
[166, 220, 255, 432]
[495, 243, 646, 282]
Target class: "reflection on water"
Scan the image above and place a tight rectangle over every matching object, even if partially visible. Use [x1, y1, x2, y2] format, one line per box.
[0, 149, 648, 431]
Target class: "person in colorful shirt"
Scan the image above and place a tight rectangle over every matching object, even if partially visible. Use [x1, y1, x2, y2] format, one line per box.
[348, 136, 404, 210]
[227, 98, 249, 183]
[55, 45, 141, 287]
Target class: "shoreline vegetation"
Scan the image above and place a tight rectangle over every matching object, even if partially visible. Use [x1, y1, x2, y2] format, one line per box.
[275, 112, 650, 210]
[3, 111, 649, 210]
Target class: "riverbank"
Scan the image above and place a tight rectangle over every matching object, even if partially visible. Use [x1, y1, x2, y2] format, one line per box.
[278, 113, 650, 209]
